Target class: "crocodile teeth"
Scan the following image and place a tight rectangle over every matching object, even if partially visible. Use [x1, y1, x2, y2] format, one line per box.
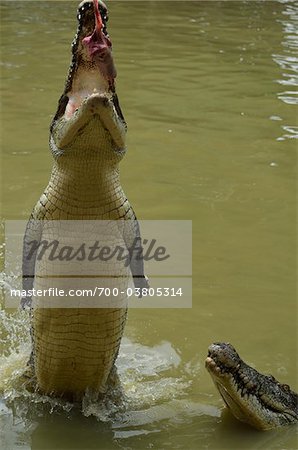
[239, 374, 250, 384]
[206, 357, 216, 368]
[245, 380, 255, 389]
[259, 393, 274, 406]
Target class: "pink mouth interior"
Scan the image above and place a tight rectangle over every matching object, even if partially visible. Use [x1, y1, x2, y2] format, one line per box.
[82, 0, 116, 83]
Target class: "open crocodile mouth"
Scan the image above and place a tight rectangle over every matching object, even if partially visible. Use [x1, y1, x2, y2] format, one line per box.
[63, 0, 123, 120]
[79, 0, 116, 83]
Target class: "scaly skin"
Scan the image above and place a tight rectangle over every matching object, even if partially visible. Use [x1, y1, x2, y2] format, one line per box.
[22, 0, 148, 400]
[206, 343, 298, 430]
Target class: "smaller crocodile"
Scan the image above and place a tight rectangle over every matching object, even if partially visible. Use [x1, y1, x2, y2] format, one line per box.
[205, 342, 298, 430]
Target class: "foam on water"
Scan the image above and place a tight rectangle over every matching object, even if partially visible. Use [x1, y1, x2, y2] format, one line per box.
[0, 305, 209, 430]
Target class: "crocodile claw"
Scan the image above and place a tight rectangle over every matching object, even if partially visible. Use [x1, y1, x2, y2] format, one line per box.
[133, 275, 150, 298]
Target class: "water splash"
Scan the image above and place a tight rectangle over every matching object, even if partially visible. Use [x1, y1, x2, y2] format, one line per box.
[0, 307, 200, 428]
[273, 2, 298, 106]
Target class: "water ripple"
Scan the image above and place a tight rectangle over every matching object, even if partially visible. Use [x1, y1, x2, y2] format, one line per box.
[274, 1, 298, 104]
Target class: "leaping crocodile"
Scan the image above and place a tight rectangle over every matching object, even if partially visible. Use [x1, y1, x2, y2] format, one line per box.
[21, 0, 298, 430]
[22, 0, 148, 400]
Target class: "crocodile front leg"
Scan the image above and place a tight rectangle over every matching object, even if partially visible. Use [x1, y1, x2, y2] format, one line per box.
[21, 218, 42, 309]
[51, 93, 126, 150]
[120, 219, 150, 295]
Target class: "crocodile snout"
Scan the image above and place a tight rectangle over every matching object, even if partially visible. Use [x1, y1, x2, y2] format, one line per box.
[207, 342, 241, 370]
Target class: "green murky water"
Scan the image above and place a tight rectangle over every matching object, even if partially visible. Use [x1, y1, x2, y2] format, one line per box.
[1, 1, 297, 449]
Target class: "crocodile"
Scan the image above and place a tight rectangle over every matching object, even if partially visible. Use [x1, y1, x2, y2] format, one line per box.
[22, 0, 148, 400]
[206, 342, 298, 430]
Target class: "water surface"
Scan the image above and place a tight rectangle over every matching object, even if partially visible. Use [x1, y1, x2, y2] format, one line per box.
[0, 1, 297, 449]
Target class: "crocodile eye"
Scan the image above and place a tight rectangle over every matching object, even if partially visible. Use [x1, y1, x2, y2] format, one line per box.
[282, 384, 290, 392]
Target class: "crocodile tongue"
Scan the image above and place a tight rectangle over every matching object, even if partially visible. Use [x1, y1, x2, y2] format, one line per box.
[82, 0, 117, 85]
